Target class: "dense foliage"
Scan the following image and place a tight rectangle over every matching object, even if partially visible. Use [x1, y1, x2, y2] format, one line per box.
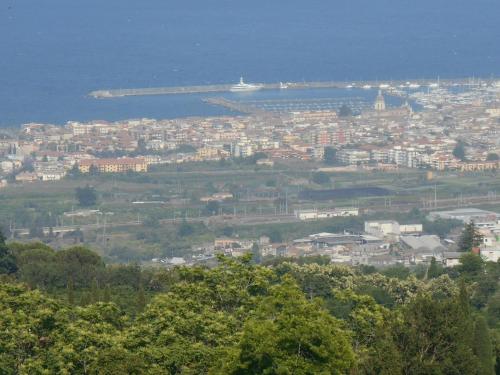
[458, 221, 485, 252]
[0, 238, 499, 374]
[75, 185, 98, 207]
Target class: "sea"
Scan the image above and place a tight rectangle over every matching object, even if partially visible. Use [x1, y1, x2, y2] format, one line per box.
[1, 0, 499, 127]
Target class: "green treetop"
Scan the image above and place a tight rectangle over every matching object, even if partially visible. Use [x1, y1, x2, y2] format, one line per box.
[458, 221, 484, 252]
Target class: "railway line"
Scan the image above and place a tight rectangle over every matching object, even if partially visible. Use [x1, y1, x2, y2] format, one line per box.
[12, 194, 499, 236]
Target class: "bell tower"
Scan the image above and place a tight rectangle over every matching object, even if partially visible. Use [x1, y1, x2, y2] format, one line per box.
[374, 90, 386, 111]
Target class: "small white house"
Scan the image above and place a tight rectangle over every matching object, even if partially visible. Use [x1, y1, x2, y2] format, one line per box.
[442, 252, 462, 268]
[400, 224, 423, 234]
[480, 248, 500, 262]
[365, 220, 400, 236]
[167, 257, 186, 266]
[295, 209, 319, 220]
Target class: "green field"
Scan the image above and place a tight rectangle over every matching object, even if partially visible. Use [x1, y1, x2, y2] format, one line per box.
[1, 161, 498, 262]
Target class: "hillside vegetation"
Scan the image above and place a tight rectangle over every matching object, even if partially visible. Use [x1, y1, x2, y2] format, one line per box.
[1, 235, 499, 374]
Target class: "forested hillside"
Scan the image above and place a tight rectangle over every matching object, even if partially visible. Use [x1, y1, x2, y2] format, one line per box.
[1, 233, 499, 374]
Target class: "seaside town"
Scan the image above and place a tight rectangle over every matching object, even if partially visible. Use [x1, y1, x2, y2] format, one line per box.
[1, 81, 499, 268]
[0, 81, 499, 185]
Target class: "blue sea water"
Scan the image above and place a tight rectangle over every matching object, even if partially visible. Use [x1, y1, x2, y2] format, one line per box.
[1, 0, 499, 126]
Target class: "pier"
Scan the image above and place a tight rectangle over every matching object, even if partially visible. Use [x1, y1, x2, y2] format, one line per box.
[88, 78, 482, 99]
[202, 97, 273, 116]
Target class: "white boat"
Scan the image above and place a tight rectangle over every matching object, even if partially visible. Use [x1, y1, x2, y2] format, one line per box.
[379, 84, 390, 89]
[280, 82, 289, 89]
[362, 85, 372, 90]
[408, 83, 421, 89]
[230, 77, 263, 92]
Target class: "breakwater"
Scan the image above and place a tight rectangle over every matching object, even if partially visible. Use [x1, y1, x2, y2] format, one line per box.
[88, 78, 481, 99]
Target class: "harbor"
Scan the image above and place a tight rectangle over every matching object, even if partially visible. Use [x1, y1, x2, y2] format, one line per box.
[202, 96, 374, 116]
[88, 78, 486, 99]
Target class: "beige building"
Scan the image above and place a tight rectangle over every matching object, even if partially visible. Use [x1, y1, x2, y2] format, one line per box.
[78, 157, 148, 173]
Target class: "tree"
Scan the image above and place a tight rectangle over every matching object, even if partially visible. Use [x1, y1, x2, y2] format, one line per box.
[80, 292, 91, 306]
[382, 264, 410, 280]
[75, 185, 97, 207]
[176, 144, 197, 153]
[57, 246, 105, 288]
[221, 278, 355, 374]
[323, 146, 337, 165]
[90, 277, 100, 304]
[266, 229, 283, 243]
[423, 218, 462, 238]
[89, 164, 100, 176]
[91, 347, 147, 374]
[204, 200, 220, 216]
[222, 226, 235, 237]
[103, 284, 112, 303]
[67, 163, 81, 178]
[473, 315, 495, 375]
[458, 253, 485, 279]
[332, 290, 402, 374]
[251, 242, 261, 264]
[486, 291, 500, 328]
[427, 257, 443, 279]
[312, 171, 330, 185]
[458, 221, 484, 252]
[0, 283, 63, 372]
[44, 303, 130, 374]
[494, 333, 500, 375]
[177, 220, 194, 237]
[0, 230, 17, 275]
[67, 277, 75, 305]
[360, 324, 403, 374]
[486, 153, 499, 161]
[395, 293, 478, 374]
[136, 283, 146, 313]
[338, 104, 353, 117]
[136, 138, 147, 153]
[453, 140, 467, 161]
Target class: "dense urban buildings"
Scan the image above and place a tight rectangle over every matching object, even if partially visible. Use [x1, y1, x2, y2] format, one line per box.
[1, 81, 499, 183]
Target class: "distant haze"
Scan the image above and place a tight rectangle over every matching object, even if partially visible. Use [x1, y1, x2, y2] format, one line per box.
[1, 0, 499, 126]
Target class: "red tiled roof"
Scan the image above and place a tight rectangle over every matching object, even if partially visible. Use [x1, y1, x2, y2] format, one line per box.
[79, 158, 145, 166]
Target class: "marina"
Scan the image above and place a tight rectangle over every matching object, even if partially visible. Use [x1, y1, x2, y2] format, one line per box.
[234, 97, 373, 114]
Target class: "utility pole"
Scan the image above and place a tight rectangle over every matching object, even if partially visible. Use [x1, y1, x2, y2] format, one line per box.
[102, 214, 106, 246]
[434, 184, 437, 208]
[285, 188, 288, 215]
[9, 220, 14, 239]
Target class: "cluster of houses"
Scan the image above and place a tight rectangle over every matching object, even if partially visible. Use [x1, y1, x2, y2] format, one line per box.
[188, 208, 500, 268]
